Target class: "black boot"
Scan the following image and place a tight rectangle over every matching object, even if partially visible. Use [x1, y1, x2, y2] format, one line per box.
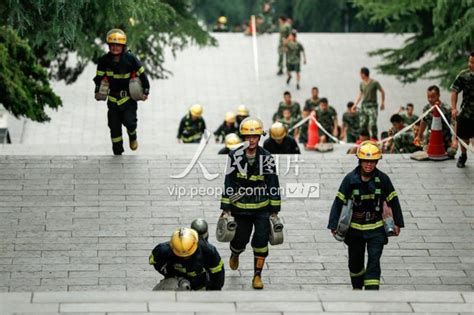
[457, 154, 467, 168]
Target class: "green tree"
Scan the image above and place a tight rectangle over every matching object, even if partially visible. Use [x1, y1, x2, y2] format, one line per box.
[0, 27, 61, 122]
[352, 0, 474, 88]
[2, 0, 215, 83]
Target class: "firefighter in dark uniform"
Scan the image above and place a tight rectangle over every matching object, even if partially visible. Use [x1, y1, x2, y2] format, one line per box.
[218, 133, 242, 155]
[177, 104, 206, 143]
[263, 122, 301, 154]
[149, 227, 224, 290]
[236, 105, 250, 129]
[220, 117, 281, 289]
[94, 29, 150, 155]
[328, 141, 404, 290]
[214, 112, 238, 143]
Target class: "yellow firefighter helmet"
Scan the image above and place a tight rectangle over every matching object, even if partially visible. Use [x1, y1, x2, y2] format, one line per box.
[218, 16, 228, 24]
[189, 104, 203, 118]
[170, 227, 199, 257]
[224, 112, 236, 124]
[225, 133, 242, 149]
[239, 117, 265, 136]
[106, 28, 127, 45]
[356, 140, 382, 160]
[236, 105, 249, 116]
[270, 122, 287, 141]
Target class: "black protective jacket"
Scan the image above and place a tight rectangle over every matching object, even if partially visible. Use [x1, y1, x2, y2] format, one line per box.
[220, 146, 281, 215]
[263, 136, 301, 154]
[328, 166, 404, 237]
[149, 240, 224, 290]
[94, 51, 150, 109]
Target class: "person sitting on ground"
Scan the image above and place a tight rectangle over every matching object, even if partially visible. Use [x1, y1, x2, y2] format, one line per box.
[278, 108, 300, 138]
[273, 91, 301, 122]
[389, 114, 419, 154]
[315, 98, 338, 144]
[397, 103, 419, 125]
[342, 101, 360, 143]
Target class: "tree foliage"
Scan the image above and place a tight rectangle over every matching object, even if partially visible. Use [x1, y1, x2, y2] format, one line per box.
[1, 0, 215, 84]
[352, 0, 474, 88]
[0, 27, 61, 122]
[191, 0, 384, 33]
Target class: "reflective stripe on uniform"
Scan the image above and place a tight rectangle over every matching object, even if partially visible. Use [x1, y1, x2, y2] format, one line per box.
[253, 246, 268, 253]
[108, 96, 130, 106]
[221, 197, 231, 204]
[386, 191, 398, 202]
[96, 70, 105, 76]
[233, 199, 269, 209]
[149, 254, 155, 265]
[350, 220, 384, 231]
[337, 192, 346, 202]
[128, 129, 137, 136]
[364, 279, 380, 286]
[137, 66, 145, 75]
[174, 265, 186, 273]
[209, 259, 224, 274]
[236, 173, 264, 181]
[270, 199, 281, 206]
[361, 194, 375, 200]
[350, 268, 365, 277]
[105, 71, 131, 79]
[112, 136, 123, 143]
[181, 133, 202, 142]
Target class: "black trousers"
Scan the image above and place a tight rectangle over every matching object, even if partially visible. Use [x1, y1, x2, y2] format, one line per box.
[107, 102, 137, 154]
[230, 212, 270, 258]
[345, 228, 386, 290]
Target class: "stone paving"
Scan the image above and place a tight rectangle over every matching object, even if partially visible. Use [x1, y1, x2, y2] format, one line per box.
[7, 33, 446, 146]
[1, 290, 474, 314]
[1, 33, 473, 313]
[0, 149, 472, 293]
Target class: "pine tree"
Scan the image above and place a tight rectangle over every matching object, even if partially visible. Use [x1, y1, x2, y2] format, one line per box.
[352, 0, 474, 88]
[2, 0, 215, 83]
[0, 27, 61, 122]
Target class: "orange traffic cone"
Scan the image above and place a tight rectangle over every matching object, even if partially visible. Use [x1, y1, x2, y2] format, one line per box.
[427, 105, 448, 161]
[305, 114, 319, 150]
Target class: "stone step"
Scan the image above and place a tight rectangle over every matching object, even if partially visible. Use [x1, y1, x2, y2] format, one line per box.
[0, 142, 354, 156]
[0, 154, 472, 294]
[0, 290, 473, 314]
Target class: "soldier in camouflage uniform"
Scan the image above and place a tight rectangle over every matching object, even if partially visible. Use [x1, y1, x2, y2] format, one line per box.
[451, 52, 474, 168]
[389, 114, 418, 154]
[353, 67, 385, 140]
[298, 109, 310, 145]
[273, 91, 301, 121]
[315, 98, 338, 143]
[414, 86, 452, 150]
[304, 87, 322, 112]
[284, 31, 306, 90]
[277, 16, 291, 75]
[342, 102, 360, 143]
[278, 108, 300, 138]
[399, 103, 419, 125]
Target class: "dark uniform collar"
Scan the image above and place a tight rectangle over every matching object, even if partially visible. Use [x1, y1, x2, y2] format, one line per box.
[349, 165, 379, 185]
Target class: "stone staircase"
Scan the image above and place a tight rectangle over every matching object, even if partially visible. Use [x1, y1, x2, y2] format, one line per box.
[1, 290, 473, 314]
